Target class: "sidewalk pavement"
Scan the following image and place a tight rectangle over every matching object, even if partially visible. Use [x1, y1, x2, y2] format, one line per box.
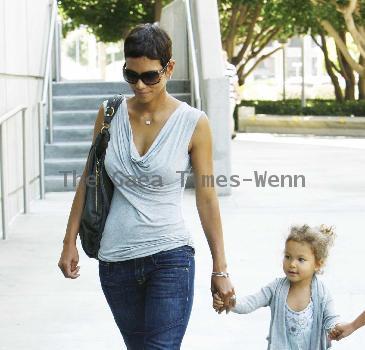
[1, 133, 365, 349]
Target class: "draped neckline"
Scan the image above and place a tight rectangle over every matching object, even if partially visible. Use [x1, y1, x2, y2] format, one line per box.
[123, 98, 186, 160]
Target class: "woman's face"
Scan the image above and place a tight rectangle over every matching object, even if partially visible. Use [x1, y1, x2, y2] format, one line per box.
[124, 56, 174, 103]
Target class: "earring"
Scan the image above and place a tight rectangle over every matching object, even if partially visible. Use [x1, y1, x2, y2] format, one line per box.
[169, 75, 172, 80]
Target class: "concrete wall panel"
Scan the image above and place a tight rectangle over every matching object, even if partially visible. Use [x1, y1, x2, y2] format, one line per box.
[160, 1, 189, 79]
[26, 0, 50, 76]
[1, 0, 50, 234]
[4, 0, 28, 74]
[0, 0, 6, 73]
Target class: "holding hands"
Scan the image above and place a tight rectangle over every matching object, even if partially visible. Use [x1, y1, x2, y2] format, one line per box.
[329, 323, 356, 341]
[211, 273, 235, 314]
[213, 292, 236, 313]
[329, 311, 365, 341]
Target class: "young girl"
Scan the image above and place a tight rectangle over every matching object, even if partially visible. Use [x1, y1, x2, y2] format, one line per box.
[329, 311, 365, 341]
[214, 224, 340, 349]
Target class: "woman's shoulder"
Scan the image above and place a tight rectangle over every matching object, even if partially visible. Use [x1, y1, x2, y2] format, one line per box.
[176, 102, 206, 131]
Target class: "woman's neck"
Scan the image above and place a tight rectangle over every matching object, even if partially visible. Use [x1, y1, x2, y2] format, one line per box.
[132, 90, 170, 115]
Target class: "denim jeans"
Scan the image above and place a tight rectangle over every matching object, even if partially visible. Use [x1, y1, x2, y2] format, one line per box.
[98, 245, 195, 350]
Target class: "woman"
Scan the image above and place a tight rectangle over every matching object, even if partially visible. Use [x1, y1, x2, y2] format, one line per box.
[58, 23, 234, 349]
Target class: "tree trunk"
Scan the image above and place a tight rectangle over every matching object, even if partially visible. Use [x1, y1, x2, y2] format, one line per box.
[154, 0, 163, 22]
[343, 58, 356, 100]
[317, 33, 343, 101]
[359, 56, 365, 100]
[337, 31, 355, 100]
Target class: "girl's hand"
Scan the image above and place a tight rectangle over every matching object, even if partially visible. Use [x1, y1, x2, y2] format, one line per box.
[213, 293, 224, 312]
[329, 323, 355, 341]
[212, 292, 236, 314]
[58, 243, 80, 279]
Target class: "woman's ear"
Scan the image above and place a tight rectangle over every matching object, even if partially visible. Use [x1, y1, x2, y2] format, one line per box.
[166, 59, 176, 78]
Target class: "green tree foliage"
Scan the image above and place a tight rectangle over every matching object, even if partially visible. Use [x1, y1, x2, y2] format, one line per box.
[287, 0, 365, 100]
[219, 0, 311, 85]
[58, 0, 171, 42]
[219, 0, 365, 100]
[279, 0, 351, 101]
[311, 0, 365, 99]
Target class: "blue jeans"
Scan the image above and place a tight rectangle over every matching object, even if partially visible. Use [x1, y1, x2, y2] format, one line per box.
[98, 245, 195, 350]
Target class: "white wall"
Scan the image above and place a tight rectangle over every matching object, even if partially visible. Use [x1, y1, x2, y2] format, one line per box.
[0, 0, 51, 234]
[160, 0, 189, 80]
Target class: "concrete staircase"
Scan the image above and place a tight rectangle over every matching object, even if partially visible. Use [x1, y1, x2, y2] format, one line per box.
[45, 80, 191, 192]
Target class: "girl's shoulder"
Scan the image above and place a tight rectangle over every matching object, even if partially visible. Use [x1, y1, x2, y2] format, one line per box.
[312, 275, 332, 300]
[271, 277, 288, 288]
[264, 277, 288, 295]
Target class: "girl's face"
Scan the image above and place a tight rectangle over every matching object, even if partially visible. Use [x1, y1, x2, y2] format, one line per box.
[283, 240, 322, 285]
[124, 56, 175, 103]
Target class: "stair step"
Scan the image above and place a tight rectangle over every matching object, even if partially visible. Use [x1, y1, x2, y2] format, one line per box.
[53, 110, 97, 126]
[53, 93, 191, 111]
[52, 125, 94, 142]
[45, 158, 86, 176]
[45, 175, 79, 192]
[53, 80, 190, 96]
[46, 80, 191, 192]
[45, 141, 91, 158]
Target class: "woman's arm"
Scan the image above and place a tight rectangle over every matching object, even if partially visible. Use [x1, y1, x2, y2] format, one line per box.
[330, 311, 365, 341]
[57, 104, 105, 278]
[352, 311, 365, 332]
[190, 114, 235, 311]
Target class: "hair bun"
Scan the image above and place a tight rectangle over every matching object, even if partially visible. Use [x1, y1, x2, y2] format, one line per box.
[319, 224, 335, 237]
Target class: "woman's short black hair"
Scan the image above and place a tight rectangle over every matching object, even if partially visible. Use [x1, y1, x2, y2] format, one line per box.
[124, 23, 172, 67]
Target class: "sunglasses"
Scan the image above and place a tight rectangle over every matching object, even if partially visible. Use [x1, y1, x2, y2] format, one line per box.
[123, 61, 170, 85]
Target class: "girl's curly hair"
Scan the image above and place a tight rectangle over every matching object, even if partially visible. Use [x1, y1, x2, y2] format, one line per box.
[286, 224, 336, 264]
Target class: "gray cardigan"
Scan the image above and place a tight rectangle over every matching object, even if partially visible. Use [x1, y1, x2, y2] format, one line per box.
[232, 275, 339, 350]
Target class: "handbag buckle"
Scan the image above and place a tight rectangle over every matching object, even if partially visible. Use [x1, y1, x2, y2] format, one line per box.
[100, 123, 110, 133]
[105, 106, 115, 117]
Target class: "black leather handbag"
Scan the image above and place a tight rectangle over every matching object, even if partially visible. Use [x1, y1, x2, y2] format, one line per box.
[79, 94, 124, 259]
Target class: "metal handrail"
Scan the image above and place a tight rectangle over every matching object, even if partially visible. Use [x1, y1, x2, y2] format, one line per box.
[184, 0, 201, 110]
[0, 72, 43, 80]
[0, 106, 29, 240]
[37, 0, 58, 199]
[40, 0, 58, 144]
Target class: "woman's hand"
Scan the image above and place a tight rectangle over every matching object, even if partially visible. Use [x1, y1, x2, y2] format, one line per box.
[329, 322, 355, 341]
[211, 276, 235, 314]
[58, 243, 81, 279]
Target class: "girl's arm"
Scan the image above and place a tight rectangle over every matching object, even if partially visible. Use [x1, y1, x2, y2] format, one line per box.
[231, 279, 278, 314]
[322, 290, 340, 331]
[190, 115, 234, 311]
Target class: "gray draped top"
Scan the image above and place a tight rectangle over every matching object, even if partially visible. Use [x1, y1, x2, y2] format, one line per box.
[98, 98, 203, 262]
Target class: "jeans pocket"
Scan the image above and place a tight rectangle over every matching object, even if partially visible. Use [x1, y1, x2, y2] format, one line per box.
[153, 246, 191, 268]
[184, 246, 195, 258]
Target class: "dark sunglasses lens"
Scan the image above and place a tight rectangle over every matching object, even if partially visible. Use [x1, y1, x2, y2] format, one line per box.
[123, 69, 139, 84]
[141, 71, 160, 85]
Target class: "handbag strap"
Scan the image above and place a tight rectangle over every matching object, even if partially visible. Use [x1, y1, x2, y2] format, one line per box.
[100, 94, 124, 133]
